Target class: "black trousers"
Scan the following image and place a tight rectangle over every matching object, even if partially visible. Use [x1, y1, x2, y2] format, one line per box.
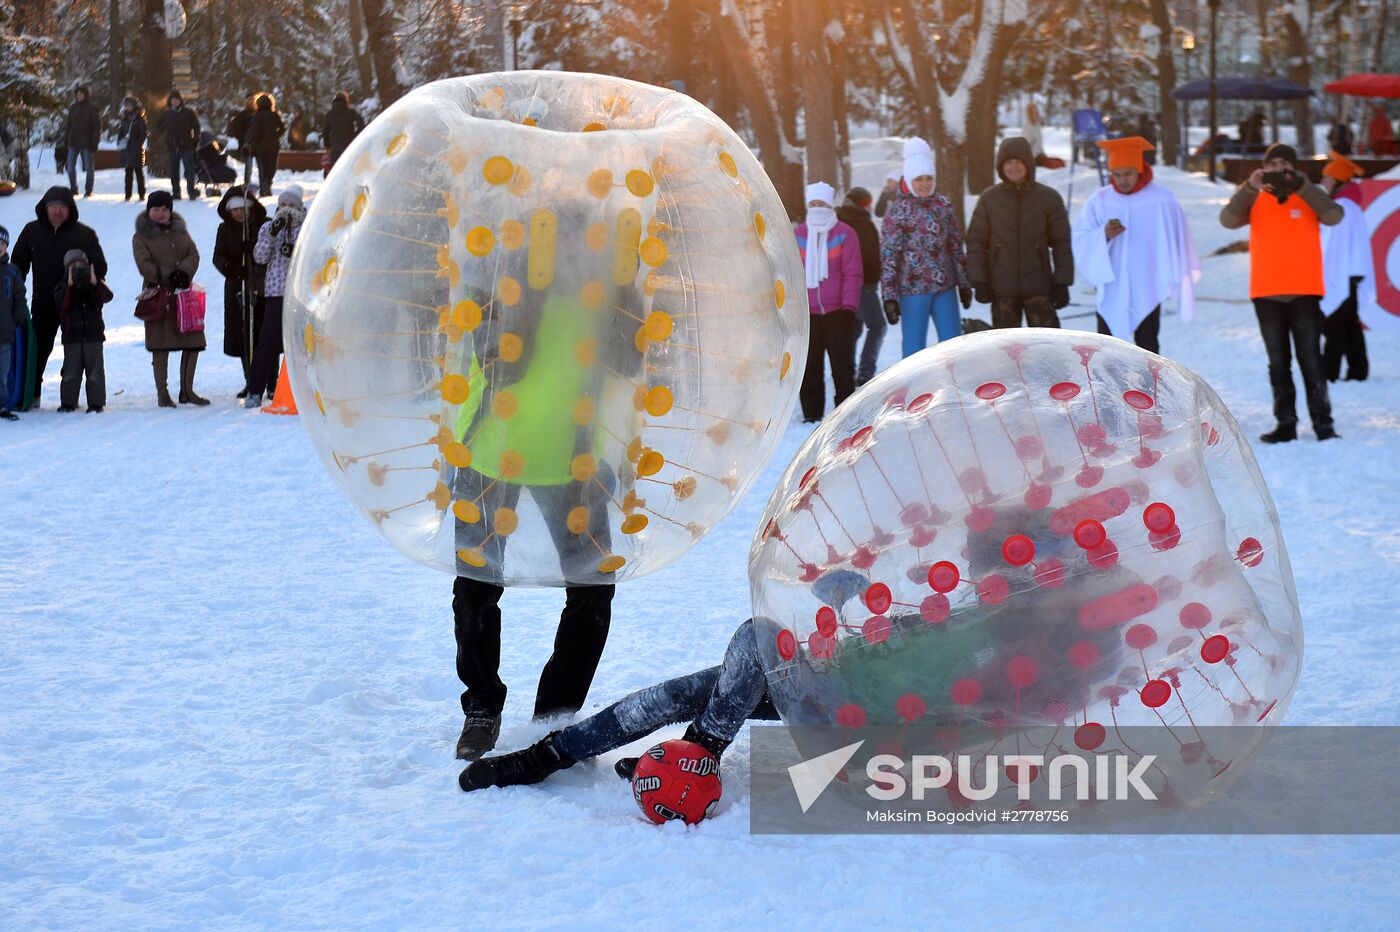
[255, 152, 277, 196]
[247, 297, 284, 396]
[1096, 306, 1161, 354]
[1254, 296, 1333, 432]
[991, 295, 1061, 329]
[30, 315, 59, 403]
[168, 148, 198, 197]
[800, 309, 859, 422]
[1322, 282, 1368, 381]
[124, 164, 146, 199]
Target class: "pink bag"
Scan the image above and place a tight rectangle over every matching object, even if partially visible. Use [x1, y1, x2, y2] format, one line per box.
[176, 284, 207, 334]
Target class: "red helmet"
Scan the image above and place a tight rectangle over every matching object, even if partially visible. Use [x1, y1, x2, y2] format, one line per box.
[631, 739, 722, 825]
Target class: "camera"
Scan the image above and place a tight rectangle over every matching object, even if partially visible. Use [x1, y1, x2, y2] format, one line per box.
[1262, 170, 1303, 203]
[70, 263, 91, 285]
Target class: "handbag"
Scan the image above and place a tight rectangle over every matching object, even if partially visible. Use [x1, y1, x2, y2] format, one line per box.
[134, 285, 176, 322]
[176, 284, 207, 334]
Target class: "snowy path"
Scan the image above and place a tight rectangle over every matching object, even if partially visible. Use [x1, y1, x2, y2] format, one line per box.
[2, 160, 1398, 929]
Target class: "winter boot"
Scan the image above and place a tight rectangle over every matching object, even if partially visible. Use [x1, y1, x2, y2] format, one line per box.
[614, 757, 639, 780]
[455, 709, 503, 761]
[178, 350, 210, 405]
[681, 723, 731, 762]
[243, 392, 263, 409]
[1316, 426, 1341, 441]
[153, 352, 176, 408]
[459, 732, 574, 791]
[1258, 424, 1297, 444]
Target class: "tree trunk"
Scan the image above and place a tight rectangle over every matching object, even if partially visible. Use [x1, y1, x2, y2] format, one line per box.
[796, 0, 838, 189]
[966, 23, 1019, 194]
[1286, 2, 1314, 156]
[346, 0, 374, 99]
[829, 30, 850, 192]
[668, 0, 693, 91]
[359, 0, 404, 106]
[1149, 0, 1179, 166]
[141, 0, 171, 177]
[108, 0, 125, 105]
[772, 0, 799, 147]
[1374, 0, 1390, 73]
[710, 29, 740, 130]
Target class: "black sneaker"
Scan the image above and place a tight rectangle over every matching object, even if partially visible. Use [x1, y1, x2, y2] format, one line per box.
[1258, 425, 1297, 444]
[0, 409, 17, 421]
[614, 757, 639, 780]
[1316, 426, 1340, 441]
[455, 710, 502, 760]
[57, 405, 77, 413]
[86, 406, 104, 413]
[459, 732, 575, 791]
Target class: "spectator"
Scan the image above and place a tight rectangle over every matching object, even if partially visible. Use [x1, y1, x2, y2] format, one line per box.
[1328, 120, 1354, 157]
[1368, 106, 1397, 156]
[212, 185, 268, 397]
[1220, 143, 1342, 443]
[879, 137, 971, 359]
[226, 93, 257, 186]
[966, 137, 1073, 329]
[63, 85, 100, 198]
[323, 91, 366, 171]
[245, 185, 305, 408]
[874, 168, 902, 219]
[53, 249, 110, 413]
[1024, 103, 1045, 161]
[248, 94, 286, 197]
[1319, 153, 1372, 383]
[1, 224, 28, 421]
[836, 187, 885, 385]
[795, 181, 863, 423]
[133, 190, 205, 407]
[9, 186, 107, 408]
[158, 90, 201, 199]
[117, 95, 148, 202]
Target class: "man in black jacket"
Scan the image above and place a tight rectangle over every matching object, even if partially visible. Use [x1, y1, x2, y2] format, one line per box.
[837, 187, 885, 385]
[966, 136, 1074, 329]
[159, 91, 201, 199]
[63, 86, 100, 198]
[8, 187, 107, 407]
[323, 91, 366, 171]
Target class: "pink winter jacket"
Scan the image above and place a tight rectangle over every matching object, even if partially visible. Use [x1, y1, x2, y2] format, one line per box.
[795, 219, 864, 315]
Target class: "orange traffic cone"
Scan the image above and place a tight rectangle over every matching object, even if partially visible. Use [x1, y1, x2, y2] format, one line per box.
[263, 359, 299, 415]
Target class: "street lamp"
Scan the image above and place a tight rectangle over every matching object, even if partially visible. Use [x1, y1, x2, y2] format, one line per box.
[1180, 33, 1196, 168]
[506, 2, 530, 71]
[1207, 0, 1220, 183]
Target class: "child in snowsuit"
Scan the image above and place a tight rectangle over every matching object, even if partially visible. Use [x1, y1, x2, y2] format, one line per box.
[54, 248, 110, 412]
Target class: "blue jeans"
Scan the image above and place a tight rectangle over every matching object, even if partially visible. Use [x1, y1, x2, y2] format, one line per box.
[855, 284, 886, 383]
[552, 618, 779, 761]
[899, 289, 960, 357]
[168, 148, 198, 197]
[65, 147, 94, 195]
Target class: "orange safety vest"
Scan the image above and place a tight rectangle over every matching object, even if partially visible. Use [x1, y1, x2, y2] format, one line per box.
[1249, 193, 1324, 298]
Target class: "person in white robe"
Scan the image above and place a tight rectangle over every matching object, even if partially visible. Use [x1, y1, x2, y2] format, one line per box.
[1319, 152, 1375, 382]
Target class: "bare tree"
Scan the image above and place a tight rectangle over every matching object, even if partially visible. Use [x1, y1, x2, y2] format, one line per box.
[1149, 0, 1178, 166]
[140, 0, 170, 175]
[1283, 0, 1315, 156]
[796, 0, 838, 189]
[360, 0, 404, 106]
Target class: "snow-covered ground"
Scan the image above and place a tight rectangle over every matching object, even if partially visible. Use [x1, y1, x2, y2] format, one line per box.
[2, 147, 1398, 930]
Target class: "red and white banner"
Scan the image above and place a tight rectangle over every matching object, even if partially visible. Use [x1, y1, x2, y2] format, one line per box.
[1355, 179, 1400, 329]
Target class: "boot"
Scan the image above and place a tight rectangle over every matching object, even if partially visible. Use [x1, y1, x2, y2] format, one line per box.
[459, 732, 574, 791]
[681, 723, 731, 762]
[153, 352, 176, 408]
[178, 350, 210, 405]
[1258, 424, 1297, 444]
[455, 708, 502, 761]
[1315, 426, 1340, 441]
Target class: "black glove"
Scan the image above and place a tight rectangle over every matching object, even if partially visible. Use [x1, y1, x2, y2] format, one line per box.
[882, 299, 901, 325]
[268, 217, 287, 236]
[958, 287, 973, 310]
[1050, 284, 1070, 310]
[168, 268, 191, 290]
[974, 285, 993, 305]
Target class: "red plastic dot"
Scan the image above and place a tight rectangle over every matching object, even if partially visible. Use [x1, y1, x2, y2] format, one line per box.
[950, 678, 983, 706]
[835, 704, 867, 728]
[1075, 465, 1104, 488]
[1005, 656, 1039, 689]
[1049, 381, 1081, 401]
[919, 593, 950, 623]
[1001, 534, 1036, 566]
[1074, 722, 1106, 750]
[900, 503, 930, 526]
[1087, 540, 1119, 569]
[1154, 575, 1183, 603]
[1236, 537, 1265, 568]
[977, 574, 1010, 605]
[815, 606, 838, 638]
[850, 546, 877, 569]
[1034, 558, 1067, 589]
[1068, 640, 1100, 670]
[1014, 435, 1044, 460]
[864, 583, 892, 615]
[1123, 389, 1154, 410]
[895, 693, 927, 723]
[958, 467, 986, 494]
[807, 631, 835, 659]
[776, 629, 797, 660]
[1140, 679, 1172, 708]
[909, 525, 936, 548]
[928, 561, 961, 593]
[1125, 624, 1159, 650]
[1179, 602, 1212, 630]
[852, 426, 874, 448]
[965, 507, 995, 532]
[799, 466, 818, 490]
[1077, 423, 1107, 446]
[1074, 519, 1107, 550]
[1201, 634, 1230, 664]
[862, 615, 892, 644]
[1149, 525, 1182, 551]
[975, 381, 1006, 400]
[1024, 482, 1052, 510]
[1143, 502, 1176, 533]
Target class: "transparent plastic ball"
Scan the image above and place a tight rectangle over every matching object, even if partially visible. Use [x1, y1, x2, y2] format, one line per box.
[750, 331, 1301, 789]
[284, 72, 806, 585]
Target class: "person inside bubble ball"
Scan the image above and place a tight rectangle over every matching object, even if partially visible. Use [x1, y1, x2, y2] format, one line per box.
[459, 501, 1132, 791]
[450, 209, 645, 760]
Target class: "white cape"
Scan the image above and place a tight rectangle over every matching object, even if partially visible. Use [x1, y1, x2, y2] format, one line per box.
[1071, 181, 1201, 339]
[1320, 197, 1376, 317]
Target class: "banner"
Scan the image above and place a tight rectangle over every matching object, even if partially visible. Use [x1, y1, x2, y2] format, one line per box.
[1355, 179, 1400, 329]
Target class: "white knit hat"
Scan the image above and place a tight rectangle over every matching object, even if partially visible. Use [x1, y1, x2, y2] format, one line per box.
[903, 137, 935, 182]
[804, 181, 836, 206]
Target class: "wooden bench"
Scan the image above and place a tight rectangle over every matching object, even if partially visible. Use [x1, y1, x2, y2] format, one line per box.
[1222, 156, 1400, 185]
[91, 148, 327, 173]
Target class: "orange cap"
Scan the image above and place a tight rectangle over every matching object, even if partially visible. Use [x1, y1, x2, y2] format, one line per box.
[1322, 151, 1365, 184]
[1097, 136, 1155, 172]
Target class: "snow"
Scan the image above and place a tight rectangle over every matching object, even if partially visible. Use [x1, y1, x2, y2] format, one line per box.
[3, 148, 1400, 928]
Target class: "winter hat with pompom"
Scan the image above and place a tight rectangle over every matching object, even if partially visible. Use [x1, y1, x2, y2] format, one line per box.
[903, 137, 935, 183]
[278, 185, 305, 210]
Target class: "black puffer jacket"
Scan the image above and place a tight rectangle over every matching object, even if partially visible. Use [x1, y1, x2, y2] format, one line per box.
[64, 91, 101, 150]
[212, 185, 269, 358]
[965, 137, 1073, 299]
[837, 204, 881, 286]
[323, 96, 366, 162]
[8, 186, 108, 325]
[159, 101, 201, 152]
[248, 96, 285, 157]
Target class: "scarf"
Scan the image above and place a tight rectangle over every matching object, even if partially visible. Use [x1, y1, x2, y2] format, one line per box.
[804, 206, 837, 289]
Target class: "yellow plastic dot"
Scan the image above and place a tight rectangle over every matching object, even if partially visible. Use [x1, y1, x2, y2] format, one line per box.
[585, 222, 609, 251]
[582, 121, 606, 132]
[621, 514, 648, 535]
[443, 147, 468, 175]
[673, 477, 697, 499]
[499, 450, 525, 479]
[509, 165, 532, 196]
[434, 426, 455, 450]
[633, 386, 648, 411]
[625, 170, 654, 197]
[598, 554, 626, 573]
[498, 276, 522, 306]
[775, 279, 786, 309]
[352, 191, 368, 221]
[501, 219, 526, 250]
[780, 351, 792, 380]
[643, 271, 661, 296]
[445, 443, 473, 468]
[580, 281, 606, 310]
[326, 209, 349, 234]
[492, 391, 518, 420]
[570, 453, 598, 483]
[637, 450, 665, 477]
[633, 327, 650, 354]
[574, 339, 597, 367]
[639, 237, 668, 267]
[452, 300, 482, 331]
[458, 547, 487, 568]
[499, 333, 523, 362]
[626, 437, 644, 463]
[387, 132, 408, 156]
[440, 374, 470, 405]
[587, 169, 614, 199]
[483, 155, 513, 184]
[453, 500, 481, 524]
[427, 482, 452, 510]
[572, 398, 595, 426]
[646, 217, 671, 237]
[567, 506, 591, 534]
[718, 150, 738, 177]
[644, 311, 673, 341]
[466, 226, 495, 256]
[322, 256, 339, 285]
[494, 507, 519, 537]
[754, 212, 766, 239]
[304, 324, 316, 356]
[522, 117, 538, 127]
[644, 386, 673, 417]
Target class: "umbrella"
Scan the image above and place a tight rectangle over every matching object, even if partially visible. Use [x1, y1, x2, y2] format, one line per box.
[1171, 77, 1315, 101]
[1323, 74, 1400, 99]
